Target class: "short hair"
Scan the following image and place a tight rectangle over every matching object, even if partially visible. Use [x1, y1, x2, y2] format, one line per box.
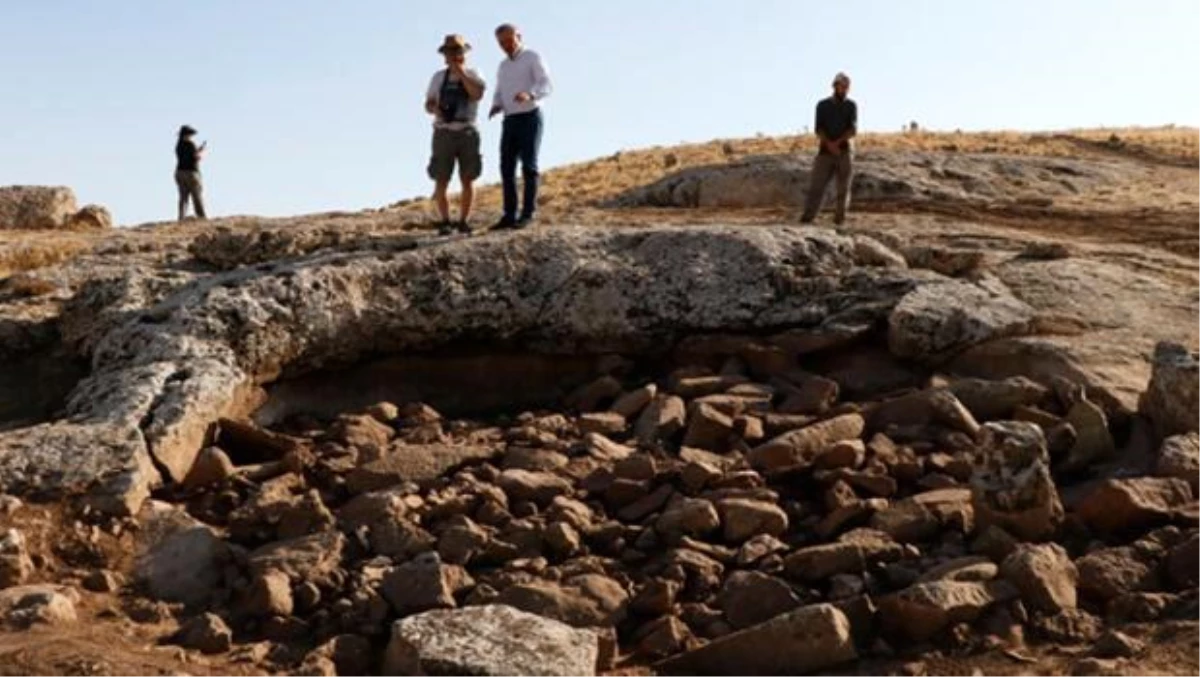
[495, 23, 518, 35]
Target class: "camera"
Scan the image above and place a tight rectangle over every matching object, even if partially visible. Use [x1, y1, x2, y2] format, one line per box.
[438, 85, 469, 124]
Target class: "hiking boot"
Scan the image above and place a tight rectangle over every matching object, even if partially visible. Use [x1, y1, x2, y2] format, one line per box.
[454, 220, 472, 234]
[491, 217, 518, 231]
[436, 220, 454, 236]
[515, 214, 536, 229]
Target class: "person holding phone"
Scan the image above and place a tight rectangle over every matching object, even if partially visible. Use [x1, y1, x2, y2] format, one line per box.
[488, 23, 552, 230]
[174, 125, 207, 221]
[425, 34, 487, 235]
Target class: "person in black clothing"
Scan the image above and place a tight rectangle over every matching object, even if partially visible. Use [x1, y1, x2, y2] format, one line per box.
[800, 72, 857, 225]
[175, 125, 207, 221]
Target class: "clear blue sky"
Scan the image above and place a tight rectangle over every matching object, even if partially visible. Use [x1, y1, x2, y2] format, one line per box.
[2, 0, 1196, 225]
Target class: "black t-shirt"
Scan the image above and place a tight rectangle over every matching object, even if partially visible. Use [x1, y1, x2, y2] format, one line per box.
[815, 96, 858, 154]
[176, 139, 199, 171]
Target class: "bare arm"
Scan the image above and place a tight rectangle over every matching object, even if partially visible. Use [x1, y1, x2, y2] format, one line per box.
[424, 73, 440, 114]
[452, 64, 486, 101]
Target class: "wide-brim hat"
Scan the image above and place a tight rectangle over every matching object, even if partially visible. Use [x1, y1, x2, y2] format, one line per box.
[438, 34, 471, 54]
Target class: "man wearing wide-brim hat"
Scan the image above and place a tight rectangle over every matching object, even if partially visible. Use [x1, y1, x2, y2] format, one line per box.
[799, 72, 858, 225]
[424, 34, 487, 234]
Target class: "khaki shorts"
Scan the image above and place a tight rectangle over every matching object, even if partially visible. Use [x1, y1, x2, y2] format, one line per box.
[427, 126, 482, 182]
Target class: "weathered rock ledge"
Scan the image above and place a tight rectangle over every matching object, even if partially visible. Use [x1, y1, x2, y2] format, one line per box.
[0, 225, 1183, 514]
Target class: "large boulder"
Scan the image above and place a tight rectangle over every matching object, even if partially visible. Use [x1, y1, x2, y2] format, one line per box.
[950, 256, 1196, 418]
[383, 605, 600, 676]
[887, 280, 1035, 361]
[607, 152, 1125, 213]
[0, 186, 77, 230]
[67, 204, 113, 230]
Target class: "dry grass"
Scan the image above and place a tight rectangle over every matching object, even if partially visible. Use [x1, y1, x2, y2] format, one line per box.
[0, 235, 88, 278]
[392, 125, 1199, 218]
[2, 273, 59, 297]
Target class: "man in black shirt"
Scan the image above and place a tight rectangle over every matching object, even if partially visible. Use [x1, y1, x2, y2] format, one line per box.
[800, 72, 857, 225]
[175, 125, 207, 221]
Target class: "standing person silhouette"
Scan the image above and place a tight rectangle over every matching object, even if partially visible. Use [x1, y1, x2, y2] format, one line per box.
[175, 125, 207, 221]
[799, 72, 857, 225]
[488, 23, 553, 230]
[424, 34, 487, 235]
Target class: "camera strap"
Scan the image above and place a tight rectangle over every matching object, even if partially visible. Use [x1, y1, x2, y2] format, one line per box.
[439, 69, 468, 123]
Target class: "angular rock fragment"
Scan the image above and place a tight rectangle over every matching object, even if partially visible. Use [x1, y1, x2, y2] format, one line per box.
[635, 395, 687, 446]
[1156, 433, 1199, 492]
[384, 605, 600, 675]
[657, 604, 856, 675]
[749, 414, 865, 473]
[969, 422, 1063, 541]
[1000, 543, 1078, 613]
[1139, 341, 1199, 439]
[1075, 477, 1193, 535]
[878, 580, 1015, 641]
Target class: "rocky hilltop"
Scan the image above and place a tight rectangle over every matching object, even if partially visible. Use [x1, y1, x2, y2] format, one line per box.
[0, 129, 1195, 675]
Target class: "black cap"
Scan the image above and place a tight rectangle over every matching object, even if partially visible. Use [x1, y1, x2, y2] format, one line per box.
[179, 125, 197, 136]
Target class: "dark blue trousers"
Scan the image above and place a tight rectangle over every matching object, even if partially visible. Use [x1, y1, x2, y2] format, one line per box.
[500, 109, 543, 220]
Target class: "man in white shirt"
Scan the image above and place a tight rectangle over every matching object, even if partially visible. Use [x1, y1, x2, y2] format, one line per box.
[487, 23, 552, 230]
[425, 34, 487, 234]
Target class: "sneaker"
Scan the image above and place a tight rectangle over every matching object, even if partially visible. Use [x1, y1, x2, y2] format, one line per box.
[454, 220, 472, 234]
[491, 217, 518, 231]
[436, 220, 454, 236]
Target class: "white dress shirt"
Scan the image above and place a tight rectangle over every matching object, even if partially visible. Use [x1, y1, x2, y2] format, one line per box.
[493, 48, 552, 116]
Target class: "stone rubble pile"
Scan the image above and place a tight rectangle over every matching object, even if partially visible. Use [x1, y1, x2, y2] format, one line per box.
[91, 339, 1199, 675]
